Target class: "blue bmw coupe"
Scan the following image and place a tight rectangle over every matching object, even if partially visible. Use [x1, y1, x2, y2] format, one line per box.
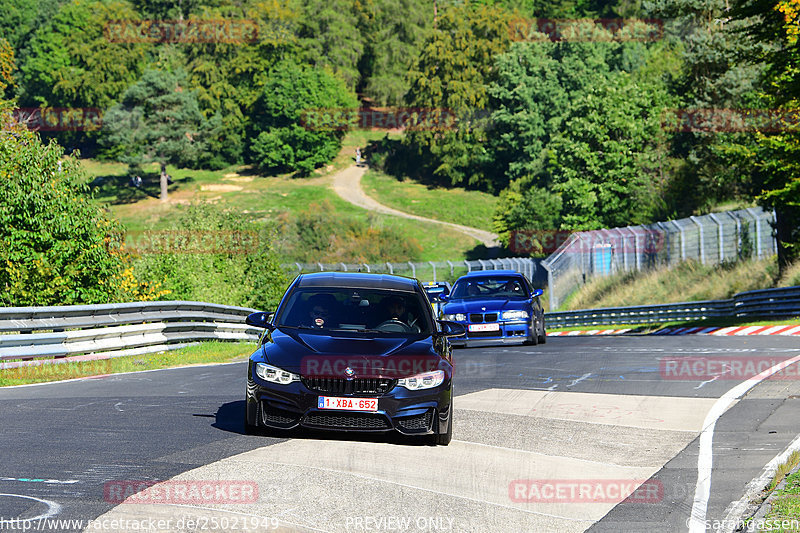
[440, 270, 546, 347]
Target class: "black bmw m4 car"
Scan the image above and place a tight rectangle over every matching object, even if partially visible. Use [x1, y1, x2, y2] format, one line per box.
[244, 272, 465, 445]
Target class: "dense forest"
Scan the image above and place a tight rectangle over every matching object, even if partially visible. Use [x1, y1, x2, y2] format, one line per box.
[1, 0, 798, 305]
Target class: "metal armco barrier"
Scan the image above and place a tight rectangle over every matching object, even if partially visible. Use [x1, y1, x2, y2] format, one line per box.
[545, 286, 800, 328]
[0, 301, 261, 368]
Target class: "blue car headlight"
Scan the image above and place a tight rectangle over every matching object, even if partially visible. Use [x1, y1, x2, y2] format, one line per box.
[442, 313, 466, 321]
[255, 363, 300, 384]
[397, 370, 445, 390]
[502, 310, 529, 320]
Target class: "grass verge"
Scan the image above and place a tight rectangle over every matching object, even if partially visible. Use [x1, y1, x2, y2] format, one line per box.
[0, 342, 255, 387]
[764, 468, 800, 532]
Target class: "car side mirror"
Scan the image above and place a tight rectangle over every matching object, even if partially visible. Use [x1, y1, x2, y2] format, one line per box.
[532, 289, 543, 299]
[437, 293, 448, 302]
[246, 311, 276, 331]
[437, 320, 466, 338]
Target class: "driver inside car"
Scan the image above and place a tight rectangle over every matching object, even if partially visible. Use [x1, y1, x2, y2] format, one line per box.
[382, 296, 420, 332]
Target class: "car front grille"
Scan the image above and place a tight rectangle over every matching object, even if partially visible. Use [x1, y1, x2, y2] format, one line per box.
[396, 410, 433, 431]
[469, 313, 498, 323]
[302, 377, 396, 395]
[305, 413, 390, 430]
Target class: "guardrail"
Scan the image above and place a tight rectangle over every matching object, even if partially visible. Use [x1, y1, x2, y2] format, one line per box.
[2, 286, 797, 369]
[0, 301, 261, 369]
[545, 286, 800, 328]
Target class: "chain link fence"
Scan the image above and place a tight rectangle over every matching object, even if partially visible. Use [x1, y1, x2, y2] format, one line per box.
[283, 257, 545, 286]
[541, 207, 777, 310]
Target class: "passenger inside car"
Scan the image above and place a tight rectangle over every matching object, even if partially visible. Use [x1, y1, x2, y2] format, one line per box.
[304, 293, 338, 328]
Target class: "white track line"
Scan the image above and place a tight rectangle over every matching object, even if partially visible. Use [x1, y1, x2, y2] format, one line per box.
[688, 352, 800, 533]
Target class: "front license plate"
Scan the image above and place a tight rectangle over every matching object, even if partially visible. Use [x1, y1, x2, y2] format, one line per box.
[469, 323, 500, 332]
[318, 396, 378, 412]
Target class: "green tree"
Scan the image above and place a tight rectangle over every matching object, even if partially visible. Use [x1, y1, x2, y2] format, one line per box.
[181, 1, 303, 167]
[101, 69, 212, 201]
[0, 126, 147, 306]
[248, 61, 358, 175]
[358, 0, 432, 105]
[297, 0, 365, 89]
[645, 0, 767, 214]
[731, 0, 800, 272]
[19, 0, 150, 109]
[403, 3, 513, 189]
[489, 34, 672, 235]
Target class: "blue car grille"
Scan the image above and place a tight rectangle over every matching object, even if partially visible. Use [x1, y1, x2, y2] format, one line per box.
[302, 377, 396, 395]
[469, 313, 498, 323]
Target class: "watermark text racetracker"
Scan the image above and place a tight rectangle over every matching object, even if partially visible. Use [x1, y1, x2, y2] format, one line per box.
[104, 19, 261, 44]
[509, 18, 663, 42]
[509, 479, 664, 503]
[300, 107, 471, 132]
[104, 480, 258, 505]
[508, 228, 665, 256]
[661, 356, 800, 380]
[119, 230, 260, 255]
[661, 108, 800, 132]
[7, 108, 102, 131]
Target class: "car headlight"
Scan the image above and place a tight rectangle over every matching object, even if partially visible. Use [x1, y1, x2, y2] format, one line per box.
[397, 370, 445, 390]
[502, 310, 529, 320]
[255, 363, 300, 384]
[442, 313, 466, 321]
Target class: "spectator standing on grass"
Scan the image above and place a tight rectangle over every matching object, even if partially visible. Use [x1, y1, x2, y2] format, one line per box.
[355, 147, 362, 165]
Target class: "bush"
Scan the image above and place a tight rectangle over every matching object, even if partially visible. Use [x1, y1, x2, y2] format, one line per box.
[278, 200, 422, 263]
[0, 126, 156, 305]
[130, 204, 289, 311]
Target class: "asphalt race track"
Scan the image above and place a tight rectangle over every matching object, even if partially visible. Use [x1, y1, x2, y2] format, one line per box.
[1, 335, 799, 532]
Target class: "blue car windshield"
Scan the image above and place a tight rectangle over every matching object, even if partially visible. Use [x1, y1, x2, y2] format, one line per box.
[275, 288, 432, 334]
[451, 277, 528, 299]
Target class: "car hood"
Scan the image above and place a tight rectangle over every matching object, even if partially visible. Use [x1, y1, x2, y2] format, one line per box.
[442, 298, 528, 315]
[258, 328, 446, 378]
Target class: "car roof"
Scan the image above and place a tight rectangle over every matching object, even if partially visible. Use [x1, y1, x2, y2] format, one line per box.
[294, 272, 420, 292]
[459, 270, 521, 278]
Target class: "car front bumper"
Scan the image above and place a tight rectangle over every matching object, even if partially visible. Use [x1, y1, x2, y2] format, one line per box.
[246, 377, 452, 436]
[448, 320, 531, 346]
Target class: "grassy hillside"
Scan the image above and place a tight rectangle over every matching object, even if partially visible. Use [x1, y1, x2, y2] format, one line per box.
[80, 159, 481, 262]
[561, 257, 800, 310]
[360, 169, 498, 232]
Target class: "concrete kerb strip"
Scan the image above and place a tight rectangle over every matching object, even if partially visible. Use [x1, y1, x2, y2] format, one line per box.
[547, 325, 800, 337]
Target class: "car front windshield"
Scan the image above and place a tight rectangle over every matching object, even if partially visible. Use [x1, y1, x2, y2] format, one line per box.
[450, 277, 528, 299]
[275, 288, 432, 334]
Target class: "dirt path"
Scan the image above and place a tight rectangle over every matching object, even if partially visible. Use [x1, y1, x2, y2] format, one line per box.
[331, 165, 499, 248]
